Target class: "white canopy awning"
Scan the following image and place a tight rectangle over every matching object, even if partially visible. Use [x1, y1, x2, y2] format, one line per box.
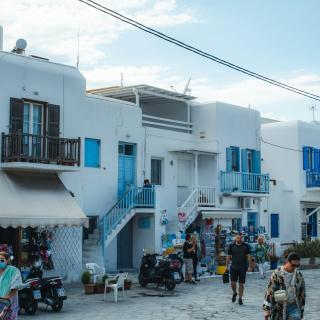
[202, 210, 243, 220]
[0, 171, 88, 228]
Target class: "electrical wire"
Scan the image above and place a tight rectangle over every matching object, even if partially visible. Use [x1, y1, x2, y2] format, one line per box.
[78, 0, 320, 102]
[261, 137, 303, 152]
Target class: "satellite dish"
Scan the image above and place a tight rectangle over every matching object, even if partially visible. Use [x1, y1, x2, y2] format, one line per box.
[16, 39, 27, 51]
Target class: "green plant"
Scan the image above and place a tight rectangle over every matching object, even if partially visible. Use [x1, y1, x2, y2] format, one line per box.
[284, 239, 320, 259]
[81, 271, 91, 285]
[101, 274, 109, 283]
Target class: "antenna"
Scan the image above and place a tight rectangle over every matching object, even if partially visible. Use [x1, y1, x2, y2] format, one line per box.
[309, 105, 317, 121]
[76, 29, 80, 69]
[182, 77, 191, 95]
[120, 73, 124, 86]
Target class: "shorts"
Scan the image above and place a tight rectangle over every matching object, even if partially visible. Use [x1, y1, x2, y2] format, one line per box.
[230, 267, 247, 284]
[287, 304, 301, 320]
[184, 258, 194, 273]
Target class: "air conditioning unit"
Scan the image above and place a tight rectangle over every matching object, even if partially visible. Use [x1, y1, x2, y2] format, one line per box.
[240, 197, 253, 210]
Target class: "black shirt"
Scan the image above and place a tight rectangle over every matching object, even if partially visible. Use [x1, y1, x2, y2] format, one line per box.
[227, 242, 251, 271]
[183, 241, 194, 259]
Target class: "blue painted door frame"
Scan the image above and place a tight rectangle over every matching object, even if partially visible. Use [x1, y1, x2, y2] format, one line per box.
[118, 142, 136, 198]
[306, 208, 318, 237]
[270, 213, 279, 238]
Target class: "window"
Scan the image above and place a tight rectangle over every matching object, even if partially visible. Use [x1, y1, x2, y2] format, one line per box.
[270, 213, 279, 238]
[151, 158, 163, 185]
[303, 146, 320, 171]
[118, 143, 134, 156]
[247, 150, 253, 173]
[85, 138, 101, 168]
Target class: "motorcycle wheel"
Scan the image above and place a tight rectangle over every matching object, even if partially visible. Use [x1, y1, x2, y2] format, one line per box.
[165, 276, 176, 291]
[25, 301, 38, 315]
[51, 299, 63, 312]
[138, 274, 148, 287]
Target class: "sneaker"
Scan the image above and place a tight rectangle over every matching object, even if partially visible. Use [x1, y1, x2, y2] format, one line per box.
[232, 293, 237, 302]
[238, 298, 243, 305]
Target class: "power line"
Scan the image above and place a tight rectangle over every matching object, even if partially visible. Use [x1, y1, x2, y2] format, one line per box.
[261, 137, 303, 152]
[78, 0, 320, 102]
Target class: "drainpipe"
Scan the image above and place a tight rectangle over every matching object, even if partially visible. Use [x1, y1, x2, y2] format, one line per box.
[194, 152, 199, 188]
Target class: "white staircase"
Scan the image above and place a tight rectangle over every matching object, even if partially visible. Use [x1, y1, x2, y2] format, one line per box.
[178, 186, 216, 231]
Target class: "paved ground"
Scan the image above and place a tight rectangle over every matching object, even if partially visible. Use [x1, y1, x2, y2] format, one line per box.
[20, 269, 320, 320]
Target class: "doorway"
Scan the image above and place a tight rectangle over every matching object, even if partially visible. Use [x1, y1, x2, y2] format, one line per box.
[117, 219, 133, 270]
[177, 158, 193, 205]
[118, 142, 136, 198]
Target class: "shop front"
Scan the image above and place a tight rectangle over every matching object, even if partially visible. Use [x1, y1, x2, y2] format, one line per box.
[0, 171, 87, 281]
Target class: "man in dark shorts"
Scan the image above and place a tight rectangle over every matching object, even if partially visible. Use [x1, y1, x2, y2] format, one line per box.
[226, 233, 251, 305]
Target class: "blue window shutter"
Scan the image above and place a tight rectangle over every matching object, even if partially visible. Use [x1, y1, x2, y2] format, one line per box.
[314, 149, 320, 172]
[226, 147, 232, 172]
[241, 149, 248, 172]
[235, 147, 240, 172]
[271, 214, 279, 238]
[85, 138, 101, 168]
[303, 146, 309, 170]
[253, 150, 261, 174]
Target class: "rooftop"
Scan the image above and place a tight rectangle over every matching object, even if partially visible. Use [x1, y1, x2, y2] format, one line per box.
[87, 84, 197, 104]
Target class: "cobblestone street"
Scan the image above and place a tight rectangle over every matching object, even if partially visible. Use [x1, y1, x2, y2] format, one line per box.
[20, 269, 320, 320]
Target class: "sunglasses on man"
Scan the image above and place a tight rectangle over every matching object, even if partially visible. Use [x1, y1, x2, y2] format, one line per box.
[0, 259, 6, 263]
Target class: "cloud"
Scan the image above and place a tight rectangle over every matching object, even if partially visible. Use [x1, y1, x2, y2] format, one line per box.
[0, 0, 197, 65]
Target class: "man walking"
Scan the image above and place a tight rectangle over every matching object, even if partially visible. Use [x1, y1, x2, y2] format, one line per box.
[255, 236, 269, 279]
[263, 252, 305, 320]
[183, 234, 196, 284]
[226, 233, 251, 305]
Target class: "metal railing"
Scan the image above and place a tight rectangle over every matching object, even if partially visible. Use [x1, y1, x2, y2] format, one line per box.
[306, 171, 320, 187]
[101, 186, 155, 242]
[1, 132, 80, 166]
[178, 186, 216, 230]
[220, 171, 269, 193]
[142, 114, 193, 133]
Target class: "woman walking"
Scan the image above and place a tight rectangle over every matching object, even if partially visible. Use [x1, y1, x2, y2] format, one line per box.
[255, 236, 269, 279]
[0, 252, 22, 319]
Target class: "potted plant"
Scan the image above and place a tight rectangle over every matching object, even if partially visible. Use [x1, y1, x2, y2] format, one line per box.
[81, 271, 95, 294]
[124, 279, 132, 290]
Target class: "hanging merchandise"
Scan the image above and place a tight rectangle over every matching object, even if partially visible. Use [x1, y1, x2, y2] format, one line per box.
[160, 212, 169, 225]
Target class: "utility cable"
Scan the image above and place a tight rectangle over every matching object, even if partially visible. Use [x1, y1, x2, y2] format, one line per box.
[78, 0, 320, 102]
[261, 137, 303, 152]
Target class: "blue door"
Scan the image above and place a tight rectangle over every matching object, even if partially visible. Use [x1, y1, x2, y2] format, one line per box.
[118, 142, 136, 198]
[307, 208, 317, 237]
[270, 213, 279, 238]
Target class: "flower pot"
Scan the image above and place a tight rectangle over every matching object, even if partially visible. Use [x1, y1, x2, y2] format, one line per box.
[94, 284, 105, 294]
[124, 280, 132, 290]
[84, 284, 95, 295]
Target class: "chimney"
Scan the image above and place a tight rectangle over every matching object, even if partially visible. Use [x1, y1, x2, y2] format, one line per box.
[0, 26, 3, 51]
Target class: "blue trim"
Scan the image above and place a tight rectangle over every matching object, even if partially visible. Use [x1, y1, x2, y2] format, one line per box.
[314, 149, 320, 172]
[253, 150, 261, 174]
[85, 138, 101, 168]
[226, 147, 232, 172]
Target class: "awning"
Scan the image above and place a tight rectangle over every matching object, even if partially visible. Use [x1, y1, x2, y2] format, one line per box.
[201, 210, 243, 219]
[0, 171, 88, 228]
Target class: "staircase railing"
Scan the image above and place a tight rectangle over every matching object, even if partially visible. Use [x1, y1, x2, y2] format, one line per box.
[178, 186, 216, 230]
[101, 186, 155, 245]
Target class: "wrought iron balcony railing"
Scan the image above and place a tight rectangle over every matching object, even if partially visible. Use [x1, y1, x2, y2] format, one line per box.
[1, 132, 80, 166]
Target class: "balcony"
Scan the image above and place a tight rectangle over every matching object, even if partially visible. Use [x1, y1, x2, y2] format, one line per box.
[220, 171, 269, 194]
[306, 171, 320, 188]
[1, 132, 80, 172]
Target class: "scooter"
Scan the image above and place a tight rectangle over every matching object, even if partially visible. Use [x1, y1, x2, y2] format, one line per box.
[27, 263, 67, 312]
[138, 253, 176, 291]
[168, 252, 184, 283]
[18, 278, 42, 315]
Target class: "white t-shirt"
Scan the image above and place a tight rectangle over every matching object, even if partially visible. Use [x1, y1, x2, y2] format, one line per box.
[283, 270, 295, 304]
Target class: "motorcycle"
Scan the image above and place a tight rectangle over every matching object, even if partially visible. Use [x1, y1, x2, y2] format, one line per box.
[138, 253, 176, 291]
[18, 278, 42, 315]
[27, 263, 67, 312]
[168, 252, 184, 283]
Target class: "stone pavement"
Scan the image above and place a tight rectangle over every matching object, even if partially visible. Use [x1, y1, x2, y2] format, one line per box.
[20, 269, 320, 320]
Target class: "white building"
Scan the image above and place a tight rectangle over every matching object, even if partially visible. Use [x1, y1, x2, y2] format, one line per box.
[0, 29, 270, 275]
[261, 120, 320, 244]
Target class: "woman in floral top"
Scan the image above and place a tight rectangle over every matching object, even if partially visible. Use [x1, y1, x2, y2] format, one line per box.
[0, 252, 22, 320]
[255, 236, 269, 278]
[263, 253, 305, 320]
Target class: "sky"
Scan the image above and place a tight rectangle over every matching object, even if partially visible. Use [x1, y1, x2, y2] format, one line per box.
[1, 0, 320, 121]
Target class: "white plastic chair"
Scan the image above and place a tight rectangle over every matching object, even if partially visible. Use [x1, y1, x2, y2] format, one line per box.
[103, 272, 128, 303]
[85, 263, 105, 284]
